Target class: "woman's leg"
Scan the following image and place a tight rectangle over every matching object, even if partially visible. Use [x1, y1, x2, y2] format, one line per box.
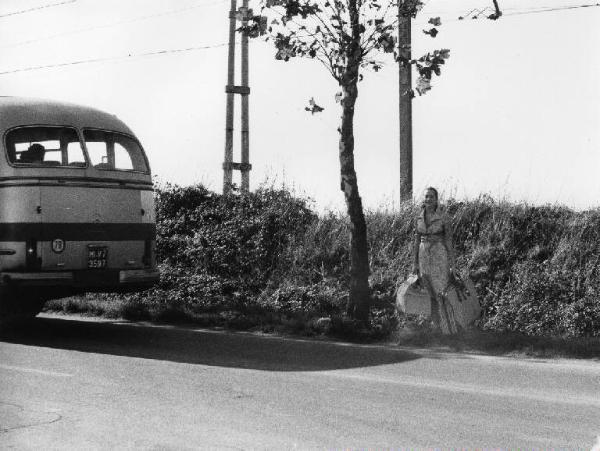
[420, 242, 453, 333]
[420, 274, 441, 328]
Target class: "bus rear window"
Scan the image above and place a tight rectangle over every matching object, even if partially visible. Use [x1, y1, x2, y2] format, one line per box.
[6, 126, 86, 167]
[83, 129, 148, 173]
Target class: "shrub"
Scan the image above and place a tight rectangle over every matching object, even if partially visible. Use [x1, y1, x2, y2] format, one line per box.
[485, 262, 577, 335]
[561, 297, 600, 337]
[46, 183, 600, 340]
[155, 183, 316, 287]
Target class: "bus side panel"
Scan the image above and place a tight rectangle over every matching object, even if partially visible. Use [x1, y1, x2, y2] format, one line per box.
[0, 241, 28, 271]
[0, 186, 41, 271]
[0, 186, 41, 222]
[140, 190, 156, 224]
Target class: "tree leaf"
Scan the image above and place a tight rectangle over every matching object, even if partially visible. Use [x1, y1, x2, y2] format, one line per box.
[423, 27, 438, 38]
[415, 76, 431, 95]
[306, 97, 324, 114]
[428, 16, 441, 26]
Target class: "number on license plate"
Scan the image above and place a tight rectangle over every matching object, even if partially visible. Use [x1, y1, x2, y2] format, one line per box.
[88, 246, 107, 269]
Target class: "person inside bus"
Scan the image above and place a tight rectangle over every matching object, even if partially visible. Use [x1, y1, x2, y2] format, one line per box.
[20, 143, 45, 164]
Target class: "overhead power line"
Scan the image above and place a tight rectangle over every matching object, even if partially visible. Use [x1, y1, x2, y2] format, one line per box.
[0, 0, 227, 49]
[0, 42, 229, 76]
[0, 0, 77, 19]
[419, 1, 598, 23]
[456, 2, 599, 20]
[503, 2, 599, 16]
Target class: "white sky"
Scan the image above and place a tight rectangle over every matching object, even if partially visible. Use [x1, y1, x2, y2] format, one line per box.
[0, 0, 598, 211]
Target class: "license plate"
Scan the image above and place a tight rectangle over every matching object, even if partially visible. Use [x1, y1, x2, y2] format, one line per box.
[88, 246, 108, 269]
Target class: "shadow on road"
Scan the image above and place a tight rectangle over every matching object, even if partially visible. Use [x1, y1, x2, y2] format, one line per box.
[0, 315, 422, 371]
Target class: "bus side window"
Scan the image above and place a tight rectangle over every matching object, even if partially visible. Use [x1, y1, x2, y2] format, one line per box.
[66, 141, 86, 166]
[83, 129, 148, 173]
[114, 143, 133, 170]
[86, 141, 110, 168]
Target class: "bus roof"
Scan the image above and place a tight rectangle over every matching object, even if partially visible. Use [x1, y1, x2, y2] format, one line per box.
[0, 97, 135, 135]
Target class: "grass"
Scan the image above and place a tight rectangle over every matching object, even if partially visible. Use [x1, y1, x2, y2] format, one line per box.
[42, 185, 600, 359]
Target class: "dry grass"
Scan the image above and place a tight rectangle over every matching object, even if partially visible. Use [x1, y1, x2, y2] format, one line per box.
[392, 327, 600, 360]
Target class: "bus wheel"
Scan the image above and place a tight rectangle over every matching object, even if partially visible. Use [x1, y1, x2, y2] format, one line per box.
[0, 287, 46, 327]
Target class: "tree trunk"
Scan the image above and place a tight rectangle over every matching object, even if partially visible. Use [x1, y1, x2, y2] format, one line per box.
[339, 70, 370, 322]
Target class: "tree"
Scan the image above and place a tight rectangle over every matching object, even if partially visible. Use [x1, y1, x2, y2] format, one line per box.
[242, 0, 449, 321]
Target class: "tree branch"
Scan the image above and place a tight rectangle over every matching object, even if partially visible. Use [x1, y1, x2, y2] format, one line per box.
[361, 17, 398, 56]
[267, 6, 335, 56]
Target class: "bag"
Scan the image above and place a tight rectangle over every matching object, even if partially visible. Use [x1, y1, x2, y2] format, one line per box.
[439, 273, 482, 332]
[396, 274, 431, 316]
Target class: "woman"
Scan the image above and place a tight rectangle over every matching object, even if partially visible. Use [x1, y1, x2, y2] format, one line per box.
[411, 187, 458, 333]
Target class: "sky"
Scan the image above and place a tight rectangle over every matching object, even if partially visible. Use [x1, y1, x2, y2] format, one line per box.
[0, 0, 598, 212]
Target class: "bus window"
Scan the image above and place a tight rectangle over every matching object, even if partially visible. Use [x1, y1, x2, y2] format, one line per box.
[6, 126, 86, 167]
[83, 129, 148, 172]
[86, 140, 109, 167]
[67, 142, 86, 167]
[114, 142, 134, 170]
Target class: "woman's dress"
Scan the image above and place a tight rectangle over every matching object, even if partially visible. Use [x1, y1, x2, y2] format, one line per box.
[415, 208, 480, 334]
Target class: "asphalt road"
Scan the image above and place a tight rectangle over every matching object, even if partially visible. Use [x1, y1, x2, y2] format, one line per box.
[1, 314, 599, 450]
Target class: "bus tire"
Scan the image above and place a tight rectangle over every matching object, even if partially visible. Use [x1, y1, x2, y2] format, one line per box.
[0, 286, 46, 328]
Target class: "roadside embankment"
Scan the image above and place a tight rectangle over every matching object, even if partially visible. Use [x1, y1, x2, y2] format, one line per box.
[45, 184, 600, 355]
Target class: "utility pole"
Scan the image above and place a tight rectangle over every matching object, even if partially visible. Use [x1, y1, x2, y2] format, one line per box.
[223, 0, 236, 194]
[398, 2, 413, 203]
[223, 0, 252, 194]
[240, 0, 250, 191]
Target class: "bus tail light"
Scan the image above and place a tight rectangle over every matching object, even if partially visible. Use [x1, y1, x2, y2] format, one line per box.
[25, 239, 41, 270]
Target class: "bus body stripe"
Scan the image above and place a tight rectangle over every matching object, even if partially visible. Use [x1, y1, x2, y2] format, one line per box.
[0, 223, 156, 241]
[0, 176, 153, 185]
[0, 182, 154, 192]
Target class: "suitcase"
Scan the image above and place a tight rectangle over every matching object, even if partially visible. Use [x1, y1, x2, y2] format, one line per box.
[439, 274, 482, 333]
[396, 274, 431, 316]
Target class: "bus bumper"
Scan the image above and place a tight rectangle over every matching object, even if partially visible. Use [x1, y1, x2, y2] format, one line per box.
[1, 269, 160, 291]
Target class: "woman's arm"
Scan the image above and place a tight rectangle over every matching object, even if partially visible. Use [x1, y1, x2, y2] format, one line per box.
[412, 226, 421, 274]
[443, 215, 456, 270]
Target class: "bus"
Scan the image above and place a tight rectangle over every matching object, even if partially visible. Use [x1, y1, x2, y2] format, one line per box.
[0, 97, 159, 321]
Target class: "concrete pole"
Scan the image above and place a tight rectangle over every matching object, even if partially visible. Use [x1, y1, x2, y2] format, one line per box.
[223, 0, 237, 194]
[240, 0, 250, 192]
[398, 7, 413, 203]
